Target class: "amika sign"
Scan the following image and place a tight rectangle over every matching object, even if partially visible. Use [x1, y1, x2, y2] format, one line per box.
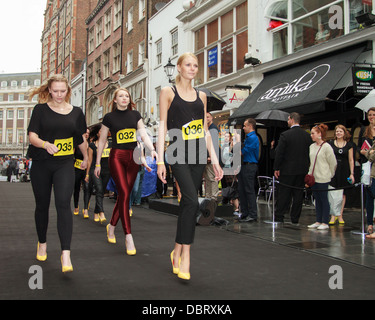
[257, 64, 331, 104]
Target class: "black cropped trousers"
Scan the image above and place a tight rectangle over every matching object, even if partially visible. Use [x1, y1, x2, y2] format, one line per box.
[171, 163, 205, 245]
[30, 158, 74, 251]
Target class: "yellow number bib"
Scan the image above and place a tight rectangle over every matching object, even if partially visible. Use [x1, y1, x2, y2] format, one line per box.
[54, 137, 74, 156]
[102, 148, 111, 158]
[74, 159, 83, 169]
[116, 129, 136, 144]
[182, 119, 204, 141]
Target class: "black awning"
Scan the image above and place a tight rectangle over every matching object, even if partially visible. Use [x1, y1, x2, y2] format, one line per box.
[229, 45, 366, 124]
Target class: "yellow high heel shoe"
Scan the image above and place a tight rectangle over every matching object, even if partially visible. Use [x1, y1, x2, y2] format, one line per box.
[74, 207, 79, 216]
[125, 235, 136, 255]
[170, 250, 181, 275]
[106, 224, 116, 244]
[83, 209, 89, 219]
[126, 248, 136, 256]
[36, 242, 47, 262]
[99, 213, 107, 224]
[60, 255, 73, 273]
[94, 213, 100, 222]
[125, 239, 136, 256]
[178, 271, 191, 280]
[329, 217, 338, 225]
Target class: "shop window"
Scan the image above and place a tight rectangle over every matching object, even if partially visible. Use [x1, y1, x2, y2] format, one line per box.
[236, 1, 248, 30]
[196, 52, 204, 86]
[194, 1, 248, 84]
[265, 0, 354, 59]
[237, 30, 248, 70]
[221, 11, 233, 38]
[207, 19, 218, 45]
[292, 2, 344, 53]
[221, 38, 233, 76]
[292, 0, 333, 19]
[195, 27, 205, 51]
[350, 0, 373, 31]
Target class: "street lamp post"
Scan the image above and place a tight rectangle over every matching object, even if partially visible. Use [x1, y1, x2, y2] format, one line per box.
[164, 58, 175, 83]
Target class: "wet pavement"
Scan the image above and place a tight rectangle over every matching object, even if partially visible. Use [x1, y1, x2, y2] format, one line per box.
[0, 181, 374, 301]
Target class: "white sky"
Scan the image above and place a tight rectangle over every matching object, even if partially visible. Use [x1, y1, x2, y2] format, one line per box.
[0, 0, 46, 74]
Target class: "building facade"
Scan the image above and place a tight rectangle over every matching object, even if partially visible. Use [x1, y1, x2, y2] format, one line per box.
[85, 0, 170, 127]
[148, 0, 186, 136]
[0, 73, 41, 157]
[41, 0, 97, 82]
[85, 0, 124, 127]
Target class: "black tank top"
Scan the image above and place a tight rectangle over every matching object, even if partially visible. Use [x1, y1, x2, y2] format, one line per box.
[166, 86, 206, 165]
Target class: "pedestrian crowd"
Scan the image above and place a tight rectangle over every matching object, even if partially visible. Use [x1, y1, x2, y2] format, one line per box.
[0, 156, 31, 182]
[10, 53, 375, 279]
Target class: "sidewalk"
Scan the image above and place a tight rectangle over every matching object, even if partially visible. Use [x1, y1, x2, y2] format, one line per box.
[0, 181, 374, 300]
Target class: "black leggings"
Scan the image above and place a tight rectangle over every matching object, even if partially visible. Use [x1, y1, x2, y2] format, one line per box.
[30, 159, 74, 251]
[73, 168, 86, 209]
[171, 164, 205, 244]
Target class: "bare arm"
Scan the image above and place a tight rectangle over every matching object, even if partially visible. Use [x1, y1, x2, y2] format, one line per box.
[94, 125, 109, 178]
[29, 131, 59, 155]
[156, 87, 172, 184]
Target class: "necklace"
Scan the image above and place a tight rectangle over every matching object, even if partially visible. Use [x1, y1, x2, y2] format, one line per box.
[336, 139, 345, 154]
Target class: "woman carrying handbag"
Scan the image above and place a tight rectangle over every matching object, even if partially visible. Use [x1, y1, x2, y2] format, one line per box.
[306, 124, 337, 230]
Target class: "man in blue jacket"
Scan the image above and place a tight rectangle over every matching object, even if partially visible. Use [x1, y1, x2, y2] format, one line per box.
[237, 118, 259, 222]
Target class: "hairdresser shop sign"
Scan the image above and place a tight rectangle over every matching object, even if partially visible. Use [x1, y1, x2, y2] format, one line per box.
[352, 66, 375, 96]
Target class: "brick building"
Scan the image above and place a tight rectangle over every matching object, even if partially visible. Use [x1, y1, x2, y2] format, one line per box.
[85, 0, 169, 127]
[85, 0, 123, 126]
[41, 0, 97, 83]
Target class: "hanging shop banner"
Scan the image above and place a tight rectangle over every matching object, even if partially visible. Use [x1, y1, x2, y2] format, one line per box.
[352, 66, 375, 96]
[226, 88, 250, 109]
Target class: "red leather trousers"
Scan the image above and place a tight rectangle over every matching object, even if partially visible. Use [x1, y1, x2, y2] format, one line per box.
[109, 149, 140, 234]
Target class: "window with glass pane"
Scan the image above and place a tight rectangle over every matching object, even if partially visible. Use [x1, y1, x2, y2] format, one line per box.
[221, 38, 233, 75]
[236, 1, 248, 29]
[195, 27, 205, 51]
[292, 3, 343, 53]
[273, 28, 288, 59]
[207, 19, 218, 45]
[236, 30, 248, 70]
[292, 0, 337, 19]
[207, 46, 218, 80]
[221, 10, 233, 38]
[350, 0, 373, 32]
[196, 52, 204, 85]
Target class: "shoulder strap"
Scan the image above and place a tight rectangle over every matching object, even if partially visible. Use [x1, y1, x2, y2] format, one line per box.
[312, 142, 325, 174]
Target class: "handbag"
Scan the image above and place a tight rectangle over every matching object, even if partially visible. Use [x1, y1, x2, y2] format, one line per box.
[304, 142, 325, 187]
[361, 161, 372, 186]
[221, 178, 236, 199]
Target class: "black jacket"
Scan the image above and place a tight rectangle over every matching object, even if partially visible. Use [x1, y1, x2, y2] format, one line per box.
[274, 126, 312, 175]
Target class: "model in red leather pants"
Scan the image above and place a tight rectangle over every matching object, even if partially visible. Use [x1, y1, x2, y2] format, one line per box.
[108, 148, 139, 234]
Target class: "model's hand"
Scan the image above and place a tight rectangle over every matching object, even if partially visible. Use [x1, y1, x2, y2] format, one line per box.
[213, 163, 223, 181]
[80, 160, 87, 170]
[94, 166, 101, 178]
[44, 142, 59, 155]
[157, 163, 167, 184]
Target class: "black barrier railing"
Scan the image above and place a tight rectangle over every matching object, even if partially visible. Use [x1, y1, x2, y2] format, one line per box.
[264, 176, 367, 240]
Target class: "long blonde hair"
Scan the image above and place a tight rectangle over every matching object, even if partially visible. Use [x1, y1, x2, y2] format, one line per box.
[28, 74, 72, 103]
[175, 52, 198, 84]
